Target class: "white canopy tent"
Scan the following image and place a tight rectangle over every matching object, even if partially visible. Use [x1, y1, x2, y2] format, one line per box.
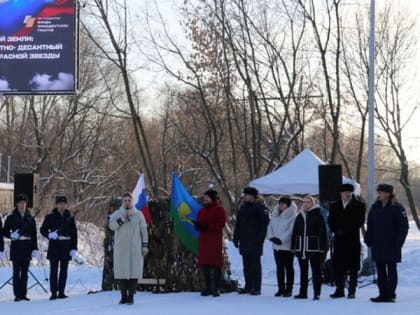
[249, 148, 360, 195]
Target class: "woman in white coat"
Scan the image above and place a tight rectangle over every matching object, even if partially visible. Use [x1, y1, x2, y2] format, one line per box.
[109, 192, 149, 305]
[267, 196, 297, 297]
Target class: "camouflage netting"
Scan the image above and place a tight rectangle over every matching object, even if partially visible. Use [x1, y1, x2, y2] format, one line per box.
[102, 198, 237, 293]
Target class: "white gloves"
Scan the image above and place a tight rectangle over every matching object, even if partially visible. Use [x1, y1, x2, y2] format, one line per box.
[48, 230, 58, 240]
[142, 247, 149, 257]
[70, 250, 78, 260]
[10, 229, 20, 240]
[0, 251, 4, 259]
[31, 250, 39, 259]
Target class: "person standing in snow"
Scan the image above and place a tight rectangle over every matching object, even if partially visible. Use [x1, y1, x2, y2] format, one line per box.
[0, 216, 4, 261]
[233, 187, 269, 295]
[40, 195, 78, 300]
[328, 183, 365, 299]
[109, 192, 149, 305]
[365, 184, 409, 303]
[194, 189, 227, 297]
[2, 194, 38, 302]
[292, 195, 328, 300]
[267, 196, 297, 297]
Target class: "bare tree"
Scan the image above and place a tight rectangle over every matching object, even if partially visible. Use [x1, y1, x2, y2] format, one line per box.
[374, 5, 419, 228]
[81, 0, 158, 195]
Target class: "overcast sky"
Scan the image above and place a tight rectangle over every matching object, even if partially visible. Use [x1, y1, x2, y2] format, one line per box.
[128, 0, 419, 160]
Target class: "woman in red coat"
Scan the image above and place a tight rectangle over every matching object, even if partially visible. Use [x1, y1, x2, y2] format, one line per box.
[194, 190, 227, 297]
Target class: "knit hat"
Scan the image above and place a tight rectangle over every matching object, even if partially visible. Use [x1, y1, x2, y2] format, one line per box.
[243, 187, 259, 197]
[204, 189, 218, 201]
[339, 183, 354, 192]
[15, 194, 28, 203]
[376, 183, 393, 194]
[55, 195, 68, 204]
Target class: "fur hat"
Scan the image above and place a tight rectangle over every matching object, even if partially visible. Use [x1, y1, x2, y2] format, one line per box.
[243, 187, 259, 197]
[377, 183, 394, 194]
[204, 189, 218, 201]
[340, 183, 354, 192]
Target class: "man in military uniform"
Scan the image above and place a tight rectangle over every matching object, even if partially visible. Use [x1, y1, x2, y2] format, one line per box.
[3, 194, 38, 302]
[365, 184, 409, 303]
[40, 195, 78, 300]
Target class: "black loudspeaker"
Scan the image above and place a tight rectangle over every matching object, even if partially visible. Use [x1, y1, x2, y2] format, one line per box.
[318, 165, 342, 203]
[13, 173, 40, 209]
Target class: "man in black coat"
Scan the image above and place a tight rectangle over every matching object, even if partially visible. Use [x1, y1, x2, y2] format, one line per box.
[40, 195, 78, 300]
[0, 216, 4, 260]
[365, 184, 409, 303]
[2, 194, 38, 302]
[233, 187, 269, 295]
[328, 183, 365, 299]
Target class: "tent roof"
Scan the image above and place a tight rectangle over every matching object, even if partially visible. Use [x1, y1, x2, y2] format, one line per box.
[249, 148, 358, 195]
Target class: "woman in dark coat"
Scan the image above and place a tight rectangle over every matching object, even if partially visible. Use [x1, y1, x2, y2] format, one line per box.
[292, 195, 328, 301]
[194, 190, 227, 297]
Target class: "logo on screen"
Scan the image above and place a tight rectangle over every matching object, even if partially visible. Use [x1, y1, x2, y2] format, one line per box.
[23, 15, 36, 28]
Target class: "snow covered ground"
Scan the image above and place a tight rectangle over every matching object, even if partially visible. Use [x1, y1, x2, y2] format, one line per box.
[0, 222, 419, 314]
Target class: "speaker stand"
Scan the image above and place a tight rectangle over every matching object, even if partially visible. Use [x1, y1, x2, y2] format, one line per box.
[0, 269, 48, 293]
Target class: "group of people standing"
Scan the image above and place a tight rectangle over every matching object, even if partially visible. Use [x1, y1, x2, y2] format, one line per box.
[0, 181, 410, 305]
[195, 182, 409, 303]
[0, 194, 78, 302]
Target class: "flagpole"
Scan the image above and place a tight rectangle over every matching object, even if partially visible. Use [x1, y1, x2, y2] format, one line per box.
[367, 0, 375, 209]
[366, 0, 375, 268]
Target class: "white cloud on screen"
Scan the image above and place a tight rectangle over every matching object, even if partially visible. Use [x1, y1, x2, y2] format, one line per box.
[0, 77, 11, 91]
[29, 72, 74, 91]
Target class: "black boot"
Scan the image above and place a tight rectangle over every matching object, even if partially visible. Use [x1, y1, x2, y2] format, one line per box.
[58, 292, 68, 299]
[211, 267, 221, 297]
[201, 266, 211, 296]
[127, 279, 137, 305]
[127, 293, 134, 305]
[119, 280, 128, 304]
[330, 290, 345, 298]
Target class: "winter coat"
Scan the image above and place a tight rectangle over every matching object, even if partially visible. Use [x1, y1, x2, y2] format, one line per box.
[2, 209, 38, 261]
[40, 209, 78, 261]
[0, 217, 4, 252]
[109, 207, 148, 280]
[365, 198, 409, 264]
[292, 206, 328, 259]
[328, 197, 365, 271]
[233, 202, 269, 256]
[266, 202, 297, 251]
[196, 201, 227, 267]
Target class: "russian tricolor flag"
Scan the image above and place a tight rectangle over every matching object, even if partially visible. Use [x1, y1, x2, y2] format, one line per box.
[133, 173, 151, 225]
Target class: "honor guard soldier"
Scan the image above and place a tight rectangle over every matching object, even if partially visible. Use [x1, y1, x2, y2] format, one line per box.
[3, 194, 39, 302]
[41, 195, 78, 300]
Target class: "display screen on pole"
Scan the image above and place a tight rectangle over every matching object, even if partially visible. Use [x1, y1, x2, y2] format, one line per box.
[0, 0, 77, 95]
